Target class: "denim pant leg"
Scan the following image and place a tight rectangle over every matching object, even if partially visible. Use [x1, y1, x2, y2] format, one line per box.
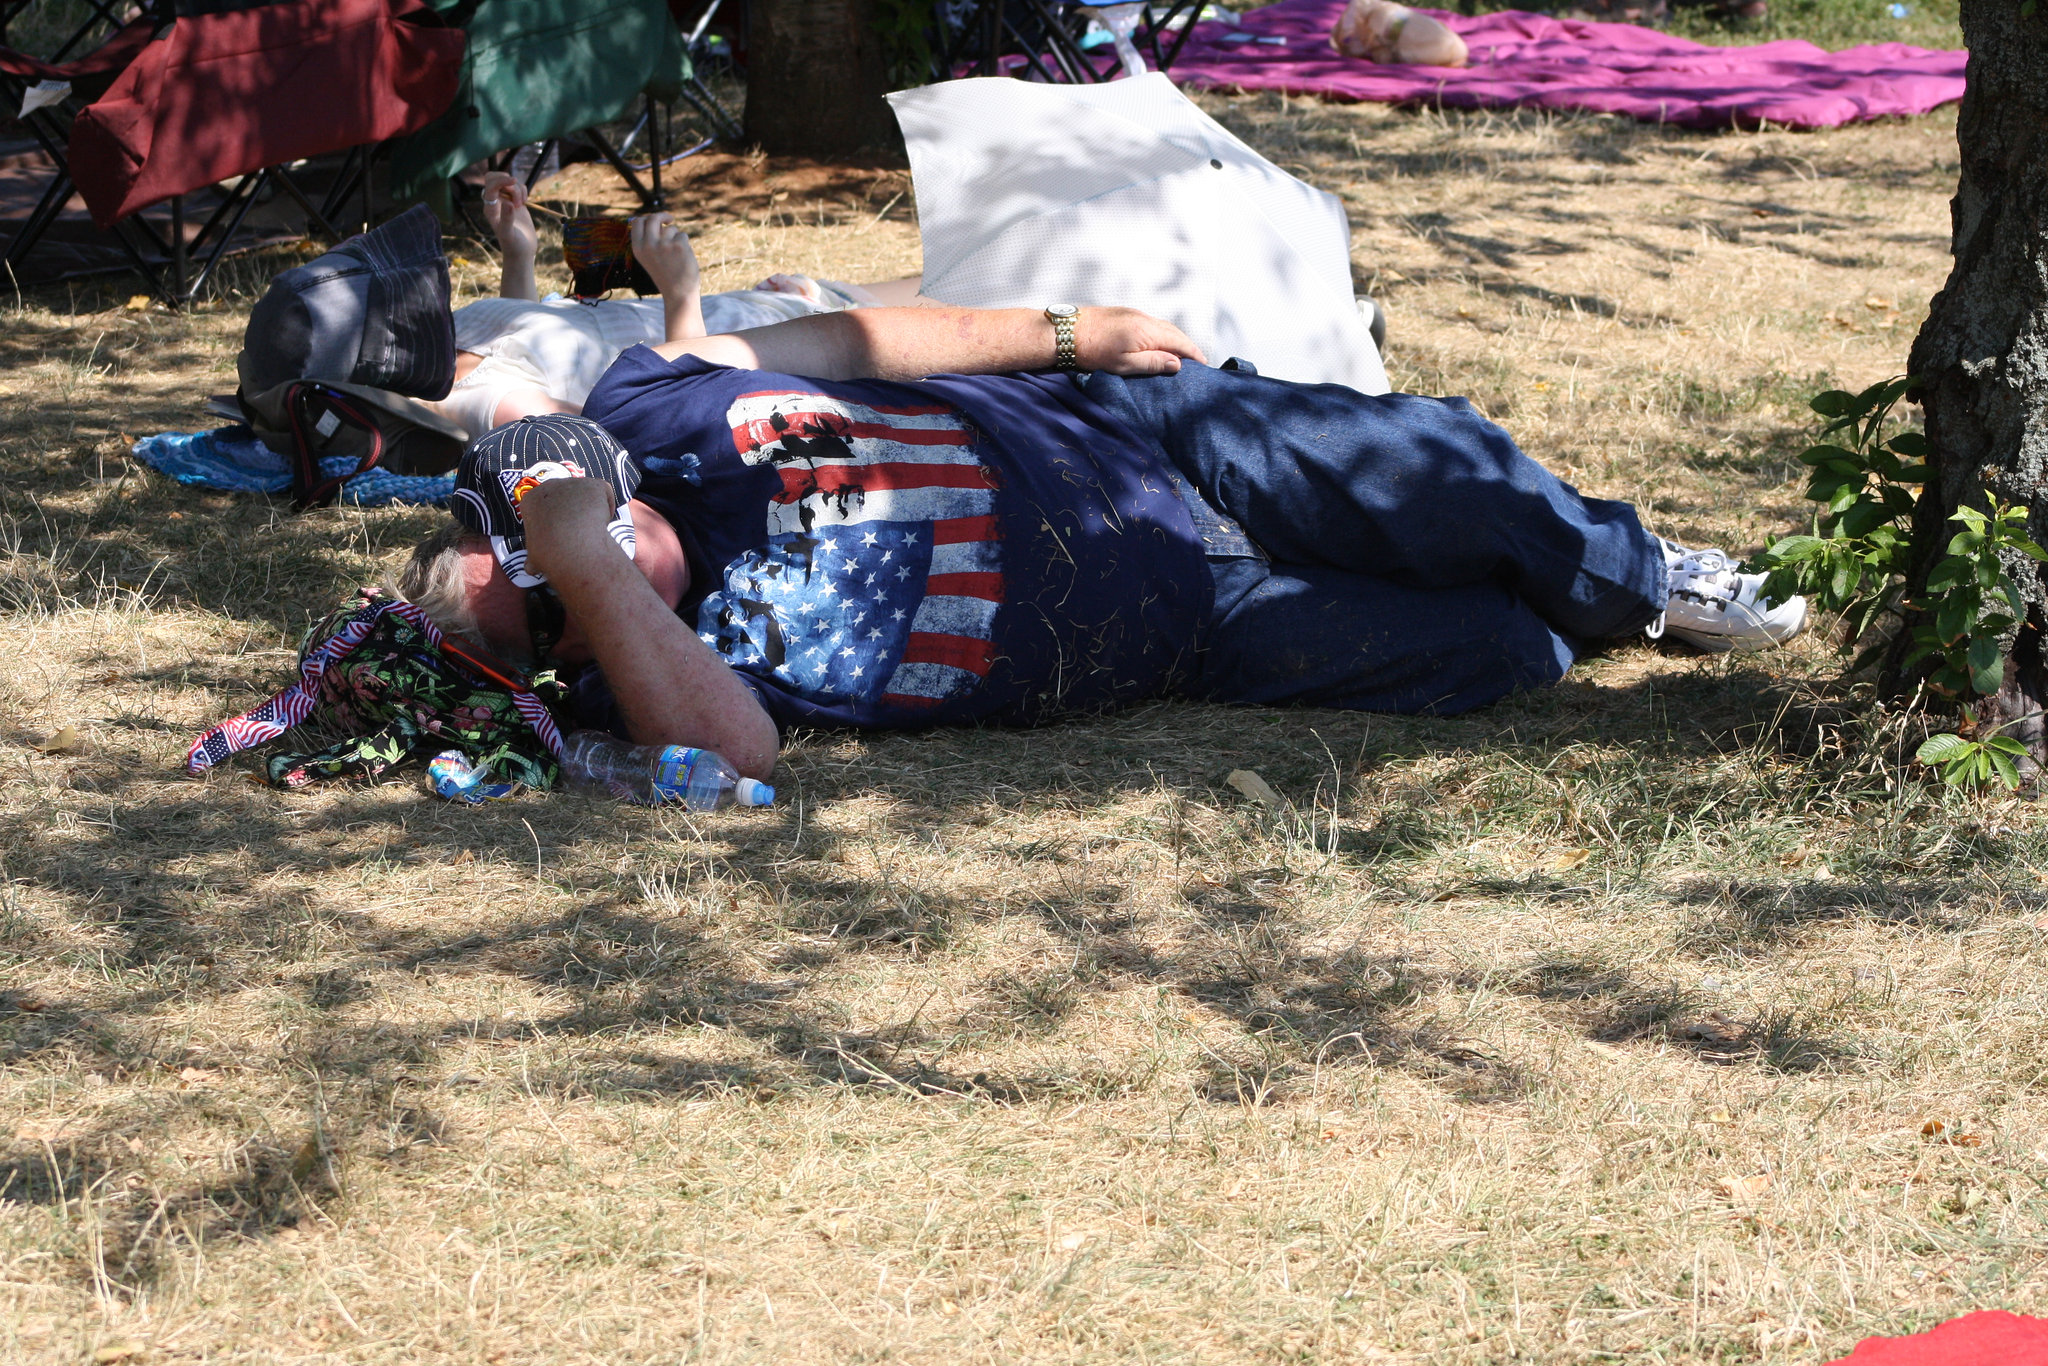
[1192, 555, 1576, 714]
[1083, 363, 1666, 640]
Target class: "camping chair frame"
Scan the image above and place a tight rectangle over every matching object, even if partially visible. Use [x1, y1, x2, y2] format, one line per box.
[669, 0, 740, 142]
[529, 0, 738, 209]
[479, 62, 733, 227]
[0, 0, 395, 304]
[492, 109, 673, 215]
[945, 0, 1206, 84]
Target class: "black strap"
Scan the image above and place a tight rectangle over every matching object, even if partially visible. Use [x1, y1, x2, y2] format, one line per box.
[525, 585, 565, 667]
[285, 383, 385, 511]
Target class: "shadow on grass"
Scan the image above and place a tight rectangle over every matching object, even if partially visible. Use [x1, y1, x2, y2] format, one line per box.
[1669, 876, 2008, 949]
[0, 1115, 337, 1294]
[0, 630, 2001, 1291]
[1497, 952, 1854, 1072]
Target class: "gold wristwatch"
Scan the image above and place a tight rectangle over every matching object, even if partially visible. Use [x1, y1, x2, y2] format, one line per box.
[1045, 303, 1080, 372]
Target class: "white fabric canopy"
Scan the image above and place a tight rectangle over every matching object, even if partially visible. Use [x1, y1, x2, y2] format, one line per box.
[886, 73, 1389, 395]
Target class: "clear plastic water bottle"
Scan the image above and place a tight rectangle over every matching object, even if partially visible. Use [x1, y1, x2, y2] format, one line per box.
[559, 731, 775, 810]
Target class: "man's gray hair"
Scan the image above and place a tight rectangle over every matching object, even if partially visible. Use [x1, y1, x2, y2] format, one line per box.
[391, 520, 488, 649]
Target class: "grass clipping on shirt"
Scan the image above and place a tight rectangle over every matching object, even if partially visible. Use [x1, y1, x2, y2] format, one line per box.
[0, 86, 2039, 1366]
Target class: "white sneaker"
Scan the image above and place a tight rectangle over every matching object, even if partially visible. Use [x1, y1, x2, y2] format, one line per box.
[1644, 538, 1808, 653]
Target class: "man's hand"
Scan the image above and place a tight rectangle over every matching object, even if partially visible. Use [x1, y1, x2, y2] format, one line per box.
[629, 212, 706, 341]
[517, 475, 617, 572]
[481, 171, 539, 301]
[1074, 306, 1207, 376]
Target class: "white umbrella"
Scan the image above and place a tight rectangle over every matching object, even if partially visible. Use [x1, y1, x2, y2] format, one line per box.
[886, 73, 1389, 395]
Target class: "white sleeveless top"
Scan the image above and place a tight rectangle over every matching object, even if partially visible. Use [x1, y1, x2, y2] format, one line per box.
[442, 289, 850, 436]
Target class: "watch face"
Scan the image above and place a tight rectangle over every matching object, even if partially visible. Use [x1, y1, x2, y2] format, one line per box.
[1047, 303, 1080, 319]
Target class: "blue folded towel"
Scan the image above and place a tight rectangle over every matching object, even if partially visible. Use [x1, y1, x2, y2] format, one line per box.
[129, 427, 456, 508]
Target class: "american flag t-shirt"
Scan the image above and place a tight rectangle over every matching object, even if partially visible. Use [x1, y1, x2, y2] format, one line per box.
[695, 389, 1006, 711]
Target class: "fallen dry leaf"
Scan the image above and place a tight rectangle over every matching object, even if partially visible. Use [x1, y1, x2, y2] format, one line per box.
[1225, 769, 1285, 810]
[122, 294, 151, 312]
[178, 1067, 218, 1084]
[1548, 847, 1592, 872]
[1057, 1231, 1089, 1251]
[1680, 1013, 1747, 1047]
[1716, 1173, 1771, 1202]
[94, 1343, 145, 1363]
[35, 725, 79, 754]
[939, 1298, 959, 1316]
[1863, 294, 1897, 310]
[1705, 1107, 1735, 1124]
[1923, 1121, 1983, 1147]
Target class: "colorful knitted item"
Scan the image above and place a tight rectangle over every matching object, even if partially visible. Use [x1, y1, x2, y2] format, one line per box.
[186, 593, 565, 789]
[560, 216, 658, 299]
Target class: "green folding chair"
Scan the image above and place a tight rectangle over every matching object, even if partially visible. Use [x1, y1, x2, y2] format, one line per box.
[386, 0, 690, 217]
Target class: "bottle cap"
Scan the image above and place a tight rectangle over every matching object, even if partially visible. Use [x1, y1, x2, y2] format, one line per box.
[735, 778, 775, 807]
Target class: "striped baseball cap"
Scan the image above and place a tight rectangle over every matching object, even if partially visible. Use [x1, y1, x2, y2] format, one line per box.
[451, 415, 640, 588]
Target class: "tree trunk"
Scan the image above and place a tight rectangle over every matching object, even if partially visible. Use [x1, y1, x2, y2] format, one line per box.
[1898, 0, 2048, 755]
[744, 0, 897, 156]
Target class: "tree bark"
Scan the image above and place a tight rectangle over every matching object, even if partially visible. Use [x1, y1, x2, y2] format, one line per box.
[744, 0, 898, 156]
[1898, 0, 2048, 754]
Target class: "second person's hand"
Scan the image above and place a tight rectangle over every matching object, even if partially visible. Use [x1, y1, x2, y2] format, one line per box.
[630, 212, 701, 299]
[480, 170, 538, 261]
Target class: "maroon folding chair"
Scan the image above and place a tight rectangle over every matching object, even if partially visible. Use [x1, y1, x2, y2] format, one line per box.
[2, 0, 463, 302]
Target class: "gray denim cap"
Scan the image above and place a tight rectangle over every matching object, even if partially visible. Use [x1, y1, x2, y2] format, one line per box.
[238, 203, 457, 401]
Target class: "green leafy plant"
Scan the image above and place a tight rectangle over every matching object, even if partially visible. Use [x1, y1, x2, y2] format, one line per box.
[1909, 500, 2048, 697]
[1752, 377, 2047, 697]
[1750, 377, 1925, 655]
[1915, 712, 2032, 791]
[1752, 377, 2048, 790]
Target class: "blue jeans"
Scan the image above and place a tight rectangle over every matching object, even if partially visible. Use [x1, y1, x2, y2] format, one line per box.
[1082, 362, 1668, 715]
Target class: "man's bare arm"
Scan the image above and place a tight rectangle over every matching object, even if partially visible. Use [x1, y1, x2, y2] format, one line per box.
[519, 479, 779, 779]
[650, 305, 1206, 381]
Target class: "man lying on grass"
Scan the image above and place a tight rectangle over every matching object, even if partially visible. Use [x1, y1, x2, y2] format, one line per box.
[395, 287, 1808, 781]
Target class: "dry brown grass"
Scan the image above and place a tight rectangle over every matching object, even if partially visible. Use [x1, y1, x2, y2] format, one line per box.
[4, 96, 2045, 1366]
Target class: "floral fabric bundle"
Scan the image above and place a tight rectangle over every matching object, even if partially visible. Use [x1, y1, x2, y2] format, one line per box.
[186, 593, 565, 789]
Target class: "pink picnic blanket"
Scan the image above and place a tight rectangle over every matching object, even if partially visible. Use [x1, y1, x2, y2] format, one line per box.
[1168, 0, 1966, 130]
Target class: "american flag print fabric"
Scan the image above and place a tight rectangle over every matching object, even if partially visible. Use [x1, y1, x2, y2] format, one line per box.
[698, 389, 1007, 711]
[185, 595, 564, 775]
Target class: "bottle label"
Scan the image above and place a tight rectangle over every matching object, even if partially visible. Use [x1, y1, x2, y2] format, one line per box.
[649, 746, 702, 802]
